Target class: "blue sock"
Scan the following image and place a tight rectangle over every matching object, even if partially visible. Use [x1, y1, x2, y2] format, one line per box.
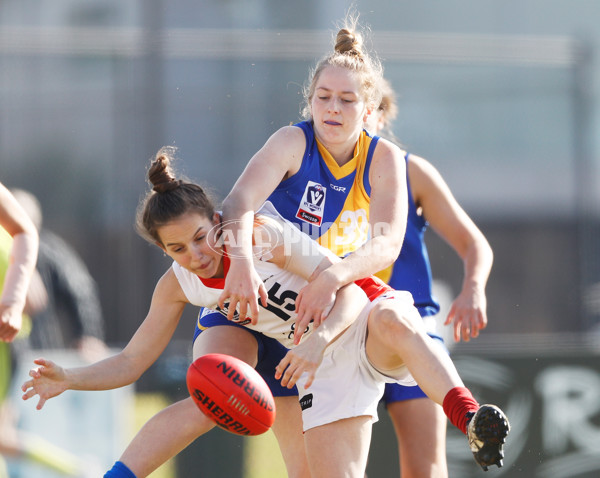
[104, 461, 136, 478]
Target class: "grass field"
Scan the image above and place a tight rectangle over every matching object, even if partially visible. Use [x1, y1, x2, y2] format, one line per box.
[244, 430, 287, 478]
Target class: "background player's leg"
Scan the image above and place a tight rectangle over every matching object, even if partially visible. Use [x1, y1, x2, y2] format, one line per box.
[388, 398, 448, 478]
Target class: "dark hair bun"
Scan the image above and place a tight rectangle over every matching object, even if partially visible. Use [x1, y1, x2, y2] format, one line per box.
[149, 147, 180, 193]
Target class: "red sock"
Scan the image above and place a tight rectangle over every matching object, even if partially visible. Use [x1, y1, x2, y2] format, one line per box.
[442, 386, 480, 434]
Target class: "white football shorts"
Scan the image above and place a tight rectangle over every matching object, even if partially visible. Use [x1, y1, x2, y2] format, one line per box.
[297, 290, 418, 431]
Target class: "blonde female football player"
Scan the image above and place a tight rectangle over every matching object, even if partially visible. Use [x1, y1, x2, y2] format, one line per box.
[218, 15, 405, 325]
[22, 148, 509, 478]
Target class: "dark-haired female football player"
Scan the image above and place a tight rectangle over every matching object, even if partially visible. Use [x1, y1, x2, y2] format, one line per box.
[22, 147, 509, 478]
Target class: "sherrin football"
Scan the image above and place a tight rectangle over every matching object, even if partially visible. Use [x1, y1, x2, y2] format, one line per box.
[187, 353, 276, 436]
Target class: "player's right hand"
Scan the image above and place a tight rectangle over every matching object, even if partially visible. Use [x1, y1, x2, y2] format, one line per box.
[0, 303, 23, 342]
[21, 358, 68, 410]
[218, 259, 267, 325]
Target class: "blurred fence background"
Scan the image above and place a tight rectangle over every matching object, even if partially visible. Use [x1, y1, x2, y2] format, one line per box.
[2, 1, 600, 476]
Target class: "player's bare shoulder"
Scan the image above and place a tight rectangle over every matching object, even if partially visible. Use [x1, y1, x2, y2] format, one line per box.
[264, 126, 304, 155]
[407, 154, 446, 192]
[268, 124, 307, 178]
[274, 123, 306, 144]
[154, 266, 189, 304]
[370, 137, 407, 182]
[242, 125, 306, 187]
[407, 153, 438, 176]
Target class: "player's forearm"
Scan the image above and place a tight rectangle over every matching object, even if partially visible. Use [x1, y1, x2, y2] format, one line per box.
[309, 285, 369, 347]
[461, 238, 493, 293]
[221, 197, 255, 259]
[327, 234, 402, 289]
[64, 352, 144, 391]
[0, 231, 39, 308]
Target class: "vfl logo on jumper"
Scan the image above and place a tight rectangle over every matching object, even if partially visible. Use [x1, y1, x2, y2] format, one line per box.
[217, 303, 251, 325]
[296, 181, 326, 226]
[299, 393, 313, 411]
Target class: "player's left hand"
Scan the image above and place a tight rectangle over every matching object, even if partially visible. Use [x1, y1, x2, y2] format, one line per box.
[444, 286, 488, 342]
[0, 303, 23, 342]
[275, 336, 327, 389]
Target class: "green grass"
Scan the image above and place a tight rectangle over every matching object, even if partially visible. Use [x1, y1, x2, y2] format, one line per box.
[243, 430, 287, 478]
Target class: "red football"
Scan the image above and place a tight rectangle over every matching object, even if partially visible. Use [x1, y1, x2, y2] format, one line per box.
[186, 353, 276, 436]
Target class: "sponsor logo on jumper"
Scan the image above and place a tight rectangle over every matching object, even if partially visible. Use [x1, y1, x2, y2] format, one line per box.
[330, 184, 346, 192]
[296, 210, 321, 225]
[299, 393, 313, 411]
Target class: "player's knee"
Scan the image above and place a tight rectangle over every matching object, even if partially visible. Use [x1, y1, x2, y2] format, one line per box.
[369, 302, 422, 343]
[181, 398, 217, 435]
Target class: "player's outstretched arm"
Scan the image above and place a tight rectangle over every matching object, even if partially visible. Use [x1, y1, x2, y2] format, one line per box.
[409, 155, 493, 342]
[21, 268, 188, 409]
[20, 349, 153, 410]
